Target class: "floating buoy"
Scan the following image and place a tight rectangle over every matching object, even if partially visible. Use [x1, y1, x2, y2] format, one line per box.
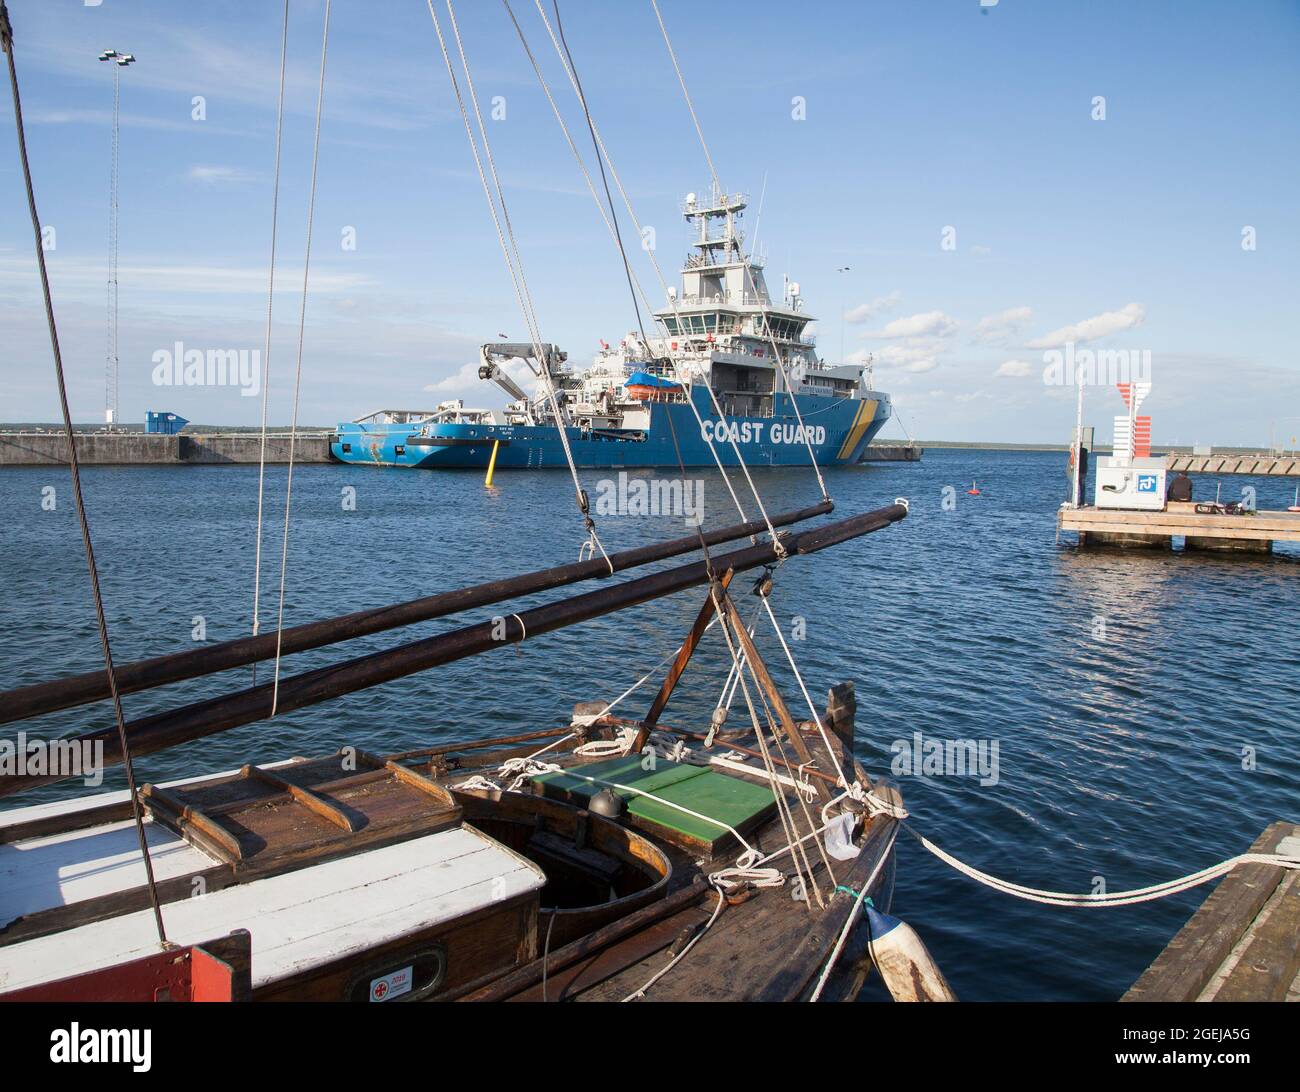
[1289, 487, 1300, 513]
[864, 905, 957, 1002]
[966, 481, 981, 496]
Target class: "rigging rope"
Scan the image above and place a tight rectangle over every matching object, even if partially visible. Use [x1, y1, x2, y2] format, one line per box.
[709, 585, 822, 908]
[505, 0, 755, 533]
[759, 592, 848, 788]
[649, 0, 721, 200]
[808, 822, 898, 1002]
[531, 0, 779, 544]
[648, 0, 830, 500]
[500, 0, 655, 337]
[546, 0, 737, 570]
[251, 0, 290, 683]
[430, 0, 612, 570]
[1, 1, 168, 946]
[550, 1, 649, 350]
[271, 0, 331, 715]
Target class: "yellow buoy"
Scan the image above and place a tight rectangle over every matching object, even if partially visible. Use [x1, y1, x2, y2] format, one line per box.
[484, 439, 500, 487]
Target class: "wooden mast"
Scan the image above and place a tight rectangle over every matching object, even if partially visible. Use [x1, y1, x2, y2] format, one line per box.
[0, 500, 832, 725]
[0, 504, 906, 798]
[631, 569, 734, 754]
[716, 592, 835, 804]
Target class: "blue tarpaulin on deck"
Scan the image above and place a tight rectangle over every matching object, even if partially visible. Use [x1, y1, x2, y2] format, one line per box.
[625, 371, 681, 389]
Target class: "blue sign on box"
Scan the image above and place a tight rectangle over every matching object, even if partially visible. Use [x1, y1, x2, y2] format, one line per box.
[1137, 474, 1157, 493]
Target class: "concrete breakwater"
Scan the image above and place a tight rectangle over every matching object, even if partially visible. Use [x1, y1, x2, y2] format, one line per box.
[0, 431, 334, 466]
[1, 431, 922, 467]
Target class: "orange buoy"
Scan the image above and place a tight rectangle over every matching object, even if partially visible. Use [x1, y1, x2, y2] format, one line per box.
[966, 481, 981, 496]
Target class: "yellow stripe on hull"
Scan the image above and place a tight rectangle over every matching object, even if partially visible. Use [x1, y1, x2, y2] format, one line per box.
[836, 399, 878, 461]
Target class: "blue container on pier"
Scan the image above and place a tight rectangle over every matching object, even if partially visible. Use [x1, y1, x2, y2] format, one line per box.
[145, 411, 189, 435]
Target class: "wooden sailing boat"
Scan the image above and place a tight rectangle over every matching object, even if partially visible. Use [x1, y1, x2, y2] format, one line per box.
[0, 1, 911, 1002]
[0, 504, 908, 1002]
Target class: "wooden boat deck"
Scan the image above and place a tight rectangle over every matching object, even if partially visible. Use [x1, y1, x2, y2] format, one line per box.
[451, 712, 902, 1002]
[1123, 821, 1300, 1002]
[0, 683, 898, 1002]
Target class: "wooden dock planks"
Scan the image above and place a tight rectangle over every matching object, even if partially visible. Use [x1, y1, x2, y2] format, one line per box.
[1123, 821, 1300, 1002]
[1059, 503, 1300, 546]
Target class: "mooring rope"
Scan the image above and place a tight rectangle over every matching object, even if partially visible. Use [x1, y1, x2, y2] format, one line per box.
[270, 0, 331, 716]
[910, 831, 1300, 908]
[251, 0, 290, 683]
[1, 0, 168, 945]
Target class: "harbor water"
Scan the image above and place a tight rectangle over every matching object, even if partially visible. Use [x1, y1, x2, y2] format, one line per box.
[2, 449, 1296, 1001]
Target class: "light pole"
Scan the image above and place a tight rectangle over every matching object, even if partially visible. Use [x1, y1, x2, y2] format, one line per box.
[835, 266, 850, 364]
[98, 49, 134, 431]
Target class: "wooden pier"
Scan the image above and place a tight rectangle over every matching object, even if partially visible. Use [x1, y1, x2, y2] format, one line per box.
[1058, 501, 1300, 552]
[1124, 822, 1300, 1002]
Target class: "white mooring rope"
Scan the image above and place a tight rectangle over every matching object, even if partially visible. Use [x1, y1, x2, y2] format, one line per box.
[913, 835, 1300, 908]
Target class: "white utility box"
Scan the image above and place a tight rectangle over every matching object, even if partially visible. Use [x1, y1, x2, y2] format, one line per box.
[1094, 456, 1167, 511]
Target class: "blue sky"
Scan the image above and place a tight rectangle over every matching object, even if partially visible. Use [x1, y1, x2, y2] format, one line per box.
[1, 0, 1297, 445]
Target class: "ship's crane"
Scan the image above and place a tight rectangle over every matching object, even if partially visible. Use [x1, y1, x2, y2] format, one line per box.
[477, 342, 569, 423]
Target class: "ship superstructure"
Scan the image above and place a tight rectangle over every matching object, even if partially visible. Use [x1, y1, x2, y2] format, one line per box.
[333, 186, 889, 469]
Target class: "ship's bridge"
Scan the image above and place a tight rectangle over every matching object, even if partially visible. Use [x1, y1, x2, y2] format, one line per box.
[655, 186, 817, 348]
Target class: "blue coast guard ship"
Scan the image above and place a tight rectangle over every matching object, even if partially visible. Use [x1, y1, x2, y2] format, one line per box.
[331, 189, 890, 470]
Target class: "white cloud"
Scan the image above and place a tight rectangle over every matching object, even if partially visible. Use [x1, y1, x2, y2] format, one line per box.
[995, 359, 1034, 378]
[188, 165, 259, 186]
[870, 311, 959, 340]
[851, 339, 943, 374]
[29, 109, 251, 138]
[844, 290, 902, 324]
[0, 256, 371, 299]
[1026, 303, 1146, 349]
[975, 306, 1033, 344]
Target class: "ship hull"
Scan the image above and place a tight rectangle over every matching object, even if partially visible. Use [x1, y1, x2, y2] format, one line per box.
[331, 391, 889, 470]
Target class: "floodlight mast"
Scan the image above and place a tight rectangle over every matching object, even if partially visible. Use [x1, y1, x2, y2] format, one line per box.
[98, 49, 135, 429]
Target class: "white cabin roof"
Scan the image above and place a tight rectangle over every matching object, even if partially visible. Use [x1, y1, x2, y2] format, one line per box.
[0, 825, 544, 992]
